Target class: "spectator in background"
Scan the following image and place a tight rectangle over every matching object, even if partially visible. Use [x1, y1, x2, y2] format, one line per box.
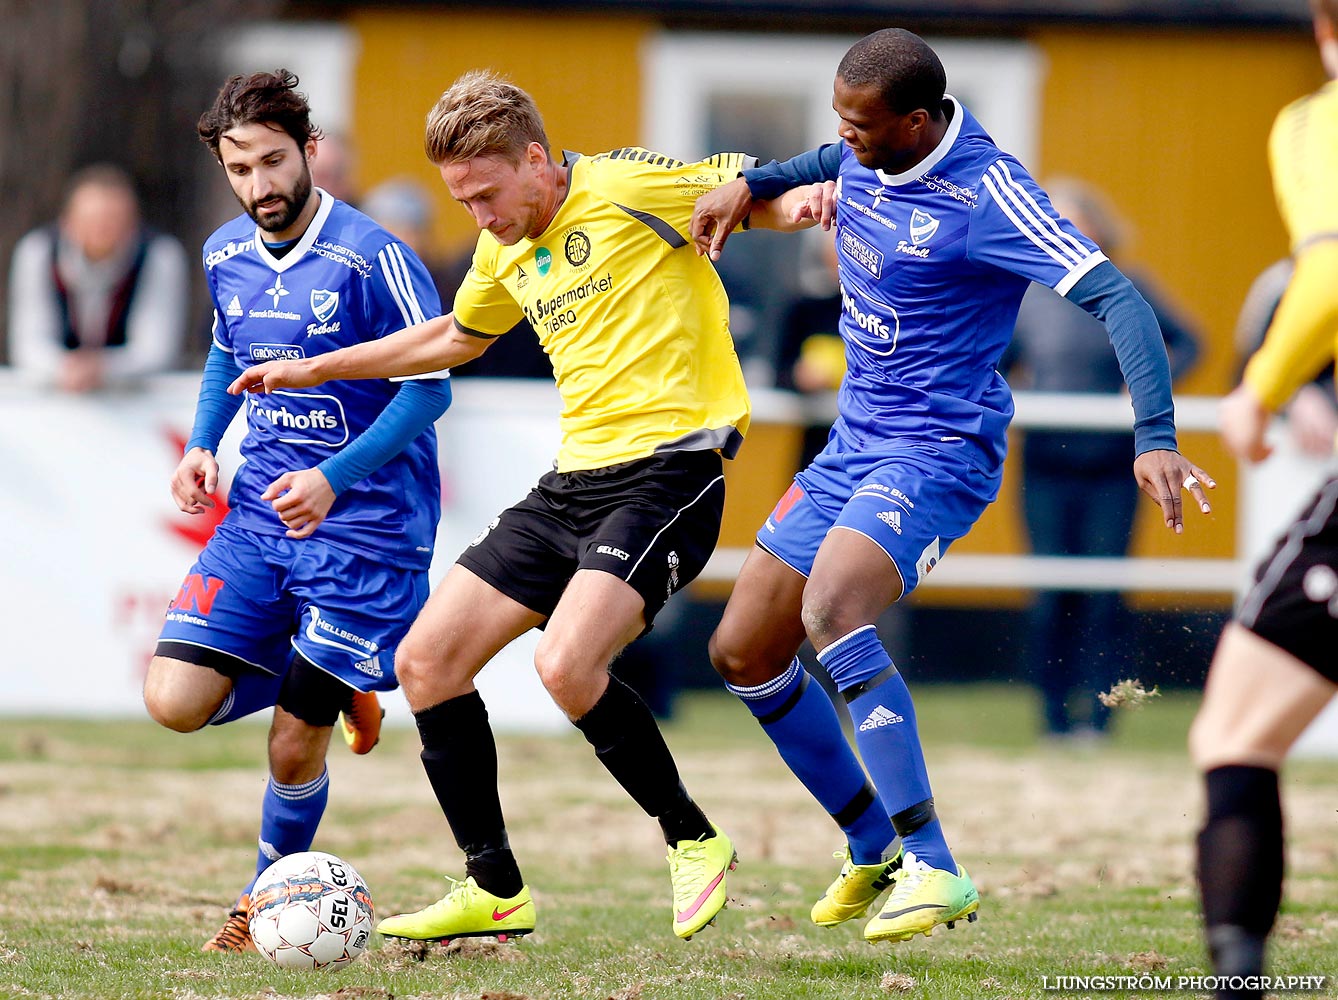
[1002, 177, 1202, 740]
[1234, 258, 1338, 458]
[7, 164, 190, 392]
[309, 132, 359, 207]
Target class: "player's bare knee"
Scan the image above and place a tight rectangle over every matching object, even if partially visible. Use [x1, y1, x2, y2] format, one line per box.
[533, 643, 598, 717]
[142, 676, 210, 732]
[394, 638, 437, 700]
[799, 594, 842, 649]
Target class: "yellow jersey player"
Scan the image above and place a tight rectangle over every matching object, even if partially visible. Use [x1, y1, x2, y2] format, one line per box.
[1191, 3, 1338, 998]
[227, 70, 823, 942]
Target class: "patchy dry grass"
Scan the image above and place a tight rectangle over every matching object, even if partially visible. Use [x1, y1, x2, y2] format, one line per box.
[0, 685, 1334, 999]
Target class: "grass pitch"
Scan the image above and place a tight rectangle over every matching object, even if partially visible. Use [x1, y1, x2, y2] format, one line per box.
[1, 684, 1334, 999]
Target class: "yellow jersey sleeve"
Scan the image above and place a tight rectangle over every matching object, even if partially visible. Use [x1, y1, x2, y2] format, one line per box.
[1242, 84, 1338, 408]
[452, 233, 526, 337]
[583, 148, 757, 242]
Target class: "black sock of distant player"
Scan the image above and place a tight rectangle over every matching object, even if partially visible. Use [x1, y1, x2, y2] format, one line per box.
[415, 691, 523, 897]
[1195, 765, 1281, 983]
[573, 675, 712, 845]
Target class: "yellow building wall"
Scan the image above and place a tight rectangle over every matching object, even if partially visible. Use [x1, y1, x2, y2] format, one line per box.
[349, 10, 652, 260]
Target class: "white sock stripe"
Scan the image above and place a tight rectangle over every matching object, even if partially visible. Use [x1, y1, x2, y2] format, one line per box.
[268, 769, 330, 801]
[815, 624, 878, 662]
[726, 657, 803, 700]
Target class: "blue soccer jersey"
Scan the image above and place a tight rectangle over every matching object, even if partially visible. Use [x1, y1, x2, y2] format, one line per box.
[747, 97, 1113, 471]
[203, 190, 444, 569]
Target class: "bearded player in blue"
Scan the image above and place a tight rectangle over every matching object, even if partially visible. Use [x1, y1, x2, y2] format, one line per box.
[692, 29, 1217, 943]
[142, 70, 451, 952]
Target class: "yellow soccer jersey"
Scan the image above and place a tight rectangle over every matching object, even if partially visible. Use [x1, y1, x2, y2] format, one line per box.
[452, 149, 754, 472]
[1244, 81, 1338, 409]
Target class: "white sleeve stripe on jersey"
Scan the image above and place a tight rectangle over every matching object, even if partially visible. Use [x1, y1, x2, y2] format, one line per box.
[388, 242, 427, 324]
[983, 163, 1089, 268]
[981, 171, 1076, 269]
[378, 250, 413, 328]
[379, 243, 426, 327]
[993, 161, 1091, 258]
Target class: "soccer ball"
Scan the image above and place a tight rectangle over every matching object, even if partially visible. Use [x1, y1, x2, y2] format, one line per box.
[247, 851, 375, 970]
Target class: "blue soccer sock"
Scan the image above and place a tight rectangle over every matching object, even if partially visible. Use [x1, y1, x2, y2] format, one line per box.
[207, 671, 283, 726]
[244, 768, 330, 894]
[818, 626, 954, 873]
[728, 658, 895, 865]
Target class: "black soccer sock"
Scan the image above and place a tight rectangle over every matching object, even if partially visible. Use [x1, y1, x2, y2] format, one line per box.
[415, 691, 523, 898]
[1195, 765, 1282, 990]
[573, 675, 712, 845]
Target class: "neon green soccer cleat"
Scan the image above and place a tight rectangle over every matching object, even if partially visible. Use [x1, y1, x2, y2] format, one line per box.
[863, 850, 979, 943]
[375, 876, 534, 943]
[668, 823, 737, 940]
[811, 844, 904, 927]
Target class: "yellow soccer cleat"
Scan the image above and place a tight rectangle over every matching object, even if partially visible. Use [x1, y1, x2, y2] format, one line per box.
[668, 823, 737, 940]
[201, 892, 255, 953]
[863, 851, 979, 943]
[811, 844, 903, 927]
[339, 690, 384, 755]
[376, 876, 534, 943]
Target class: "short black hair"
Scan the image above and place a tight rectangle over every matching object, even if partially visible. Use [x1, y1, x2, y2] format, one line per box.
[197, 69, 322, 161]
[837, 29, 947, 118]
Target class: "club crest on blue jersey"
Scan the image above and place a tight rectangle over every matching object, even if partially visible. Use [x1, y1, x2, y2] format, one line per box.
[909, 209, 940, 245]
[311, 288, 339, 323]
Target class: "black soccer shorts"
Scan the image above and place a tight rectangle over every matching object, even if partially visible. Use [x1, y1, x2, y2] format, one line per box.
[456, 448, 725, 627]
[1236, 473, 1338, 683]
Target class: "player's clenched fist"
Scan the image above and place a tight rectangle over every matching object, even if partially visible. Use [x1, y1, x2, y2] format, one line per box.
[170, 447, 219, 514]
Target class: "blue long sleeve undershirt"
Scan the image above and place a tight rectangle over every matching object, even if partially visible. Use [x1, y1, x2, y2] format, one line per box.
[185, 344, 244, 454]
[317, 377, 452, 494]
[1067, 261, 1178, 456]
[184, 343, 453, 494]
[742, 144, 840, 199]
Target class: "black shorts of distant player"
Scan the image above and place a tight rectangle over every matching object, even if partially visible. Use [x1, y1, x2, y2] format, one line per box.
[457, 448, 726, 629]
[1237, 474, 1338, 684]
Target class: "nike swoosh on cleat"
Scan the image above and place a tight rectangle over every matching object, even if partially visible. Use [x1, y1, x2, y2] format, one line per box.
[492, 902, 527, 921]
[878, 902, 946, 919]
[675, 870, 727, 923]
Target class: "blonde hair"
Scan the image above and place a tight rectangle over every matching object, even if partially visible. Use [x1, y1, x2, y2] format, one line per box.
[423, 70, 549, 166]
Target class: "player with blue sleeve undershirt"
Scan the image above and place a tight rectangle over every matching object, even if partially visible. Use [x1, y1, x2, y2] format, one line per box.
[141, 70, 452, 953]
[691, 29, 1217, 944]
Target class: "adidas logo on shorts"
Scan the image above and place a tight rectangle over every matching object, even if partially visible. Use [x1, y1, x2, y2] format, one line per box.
[858, 705, 904, 731]
[876, 509, 902, 534]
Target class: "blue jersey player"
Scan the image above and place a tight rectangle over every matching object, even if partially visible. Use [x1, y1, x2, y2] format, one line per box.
[691, 29, 1217, 943]
[141, 70, 452, 953]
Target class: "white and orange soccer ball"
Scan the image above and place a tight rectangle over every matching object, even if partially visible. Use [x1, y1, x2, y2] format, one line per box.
[247, 851, 374, 970]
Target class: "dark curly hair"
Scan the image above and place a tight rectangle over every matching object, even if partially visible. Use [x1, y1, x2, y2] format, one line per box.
[197, 70, 322, 161]
[837, 29, 946, 120]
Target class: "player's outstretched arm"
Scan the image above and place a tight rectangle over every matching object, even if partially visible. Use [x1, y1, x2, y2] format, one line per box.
[753, 181, 838, 233]
[227, 314, 486, 394]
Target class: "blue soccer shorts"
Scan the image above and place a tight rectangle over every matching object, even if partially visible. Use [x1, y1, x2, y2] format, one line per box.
[756, 439, 1002, 597]
[156, 520, 428, 692]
